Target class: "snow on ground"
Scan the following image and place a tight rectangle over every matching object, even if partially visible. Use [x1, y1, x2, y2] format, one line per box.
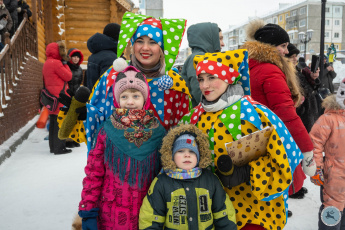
[0, 127, 321, 230]
[333, 60, 345, 84]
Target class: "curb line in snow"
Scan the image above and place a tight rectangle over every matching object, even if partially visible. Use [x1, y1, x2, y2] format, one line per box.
[0, 116, 38, 166]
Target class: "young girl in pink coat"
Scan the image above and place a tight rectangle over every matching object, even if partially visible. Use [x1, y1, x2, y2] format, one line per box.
[310, 78, 345, 229]
[78, 66, 165, 230]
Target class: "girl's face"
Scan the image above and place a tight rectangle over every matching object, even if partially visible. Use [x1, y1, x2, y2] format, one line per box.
[119, 89, 145, 110]
[71, 56, 80, 65]
[276, 42, 289, 57]
[173, 148, 198, 170]
[289, 54, 298, 65]
[197, 73, 229, 101]
[133, 36, 161, 69]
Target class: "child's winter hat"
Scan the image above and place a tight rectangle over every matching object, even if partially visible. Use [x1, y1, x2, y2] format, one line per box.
[115, 12, 187, 74]
[67, 48, 84, 65]
[103, 23, 121, 41]
[172, 134, 200, 163]
[336, 78, 345, 109]
[193, 50, 251, 95]
[113, 66, 151, 110]
[131, 18, 164, 49]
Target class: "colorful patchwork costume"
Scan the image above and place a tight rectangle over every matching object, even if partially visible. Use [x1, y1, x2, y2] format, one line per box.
[57, 12, 191, 152]
[180, 50, 303, 230]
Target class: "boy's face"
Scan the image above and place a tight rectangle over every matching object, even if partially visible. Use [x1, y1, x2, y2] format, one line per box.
[174, 148, 198, 170]
[119, 89, 145, 110]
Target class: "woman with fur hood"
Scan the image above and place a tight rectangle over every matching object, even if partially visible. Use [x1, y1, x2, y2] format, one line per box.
[42, 41, 72, 155]
[139, 124, 237, 229]
[309, 78, 345, 229]
[241, 20, 317, 217]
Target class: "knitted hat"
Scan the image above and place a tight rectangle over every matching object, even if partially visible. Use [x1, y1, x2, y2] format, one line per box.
[113, 66, 151, 110]
[286, 43, 300, 57]
[103, 23, 121, 41]
[254, 23, 290, 46]
[131, 18, 164, 49]
[336, 78, 345, 109]
[297, 57, 307, 69]
[116, 12, 186, 74]
[172, 134, 200, 163]
[193, 49, 251, 95]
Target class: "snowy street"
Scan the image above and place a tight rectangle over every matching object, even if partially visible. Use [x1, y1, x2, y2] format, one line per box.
[0, 118, 322, 230]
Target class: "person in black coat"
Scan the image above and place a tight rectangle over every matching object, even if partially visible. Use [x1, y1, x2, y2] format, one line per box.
[85, 23, 120, 90]
[286, 44, 321, 133]
[67, 48, 83, 94]
[4, 0, 17, 35]
[17, 0, 31, 25]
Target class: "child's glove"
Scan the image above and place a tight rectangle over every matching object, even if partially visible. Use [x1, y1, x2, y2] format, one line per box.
[78, 208, 99, 230]
[216, 155, 251, 188]
[302, 151, 317, 176]
[310, 167, 324, 186]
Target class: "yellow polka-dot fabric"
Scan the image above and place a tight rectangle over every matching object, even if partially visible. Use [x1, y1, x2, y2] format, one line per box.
[168, 69, 191, 97]
[195, 108, 290, 230]
[57, 110, 87, 144]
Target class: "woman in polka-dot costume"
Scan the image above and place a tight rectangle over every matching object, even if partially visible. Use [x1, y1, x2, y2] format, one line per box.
[57, 12, 191, 152]
[180, 50, 303, 230]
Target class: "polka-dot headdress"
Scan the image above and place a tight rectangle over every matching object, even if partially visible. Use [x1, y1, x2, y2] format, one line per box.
[193, 50, 251, 95]
[131, 18, 164, 49]
[117, 12, 187, 74]
[336, 77, 345, 109]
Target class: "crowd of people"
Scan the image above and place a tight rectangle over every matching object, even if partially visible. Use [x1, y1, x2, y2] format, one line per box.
[40, 8, 344, 230]
[0, 0, 31, 50]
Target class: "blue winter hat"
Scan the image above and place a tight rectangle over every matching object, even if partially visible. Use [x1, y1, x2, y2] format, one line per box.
[172, 134, 199, 163]
[130, 18, 164, 49]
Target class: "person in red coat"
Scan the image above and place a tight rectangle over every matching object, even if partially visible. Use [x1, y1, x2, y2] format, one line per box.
[43, 41, 72, 155]
[242, 20, 316, 221]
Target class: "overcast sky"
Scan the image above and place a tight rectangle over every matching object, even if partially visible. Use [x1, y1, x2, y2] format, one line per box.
[131, 0, 304, 48]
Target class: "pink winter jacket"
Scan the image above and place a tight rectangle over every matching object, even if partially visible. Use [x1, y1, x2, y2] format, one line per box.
[79, 129, 154, 229]
[309, 95, 345, 211]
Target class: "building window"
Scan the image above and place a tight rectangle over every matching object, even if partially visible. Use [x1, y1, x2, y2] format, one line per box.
[279, 15, 283, 21]
[325, 32, 330, 38]
[292, 10, 297, 16]
[335, 7, 341, 13]
[334, 44, 339, 49]
[299, 45, 304, 51]
[299, 19, 306, 27]
[334, 32, 339, 38]
[325, 44, 329, 50]
[266, 18, 272, 23]
[239, 30, 243, 35]
[335, 20, 340, 26]
[326, 19, 330, 26]
[300, 7, 306, 15]
[285, 13, 289, 18]
[273, 17, 278, 24]
[325, 7, 330, 13]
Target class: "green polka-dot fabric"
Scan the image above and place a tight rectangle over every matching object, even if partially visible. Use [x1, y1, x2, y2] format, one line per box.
[117, 12, 186, 74]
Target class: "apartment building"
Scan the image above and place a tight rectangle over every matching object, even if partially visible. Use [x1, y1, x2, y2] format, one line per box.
[223, 0, 345, 61]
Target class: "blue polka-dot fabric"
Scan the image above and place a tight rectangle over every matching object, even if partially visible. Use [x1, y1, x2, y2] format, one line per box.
[131, 24, 164, 49]
[148, 79, 164, 122]
[238, 51, 250, 96]
[85, 69, 114, 153]
[240, 98, 262, 130]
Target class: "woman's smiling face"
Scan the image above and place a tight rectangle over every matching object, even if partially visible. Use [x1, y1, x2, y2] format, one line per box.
[133, 36, 161, 69]
[197, 73, 229, 101]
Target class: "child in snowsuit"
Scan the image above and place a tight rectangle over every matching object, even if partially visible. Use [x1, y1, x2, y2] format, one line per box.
[310, 77, 345, 230]
[78, 66, 166, 230]
[139, 124, 237, 229]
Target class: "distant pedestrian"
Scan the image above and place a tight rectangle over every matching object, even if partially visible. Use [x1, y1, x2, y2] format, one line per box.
[4, 0, 16, 35]
[181, 23, 224, 107]
[310, 77, 345, 230]
[43, 41, 72, 155]
[17, 0, 32, 25]
[320, 56, 337, 94]
[67, 48, 84, 94]
[0, 0, 13, 44]
[85, 23, 120, 90]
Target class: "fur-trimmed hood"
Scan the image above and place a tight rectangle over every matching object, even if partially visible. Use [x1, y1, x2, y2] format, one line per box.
[46, 41, 69, 61]
[160, 124, 212, 170]
[241, 40, 302, 106]
[322, 95, 345, 115]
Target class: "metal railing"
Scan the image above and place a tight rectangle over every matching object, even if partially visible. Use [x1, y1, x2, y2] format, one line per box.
[0, 14, 38, 116]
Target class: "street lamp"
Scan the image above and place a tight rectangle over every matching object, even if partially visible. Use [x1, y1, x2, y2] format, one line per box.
[298, 29, 314, 59]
